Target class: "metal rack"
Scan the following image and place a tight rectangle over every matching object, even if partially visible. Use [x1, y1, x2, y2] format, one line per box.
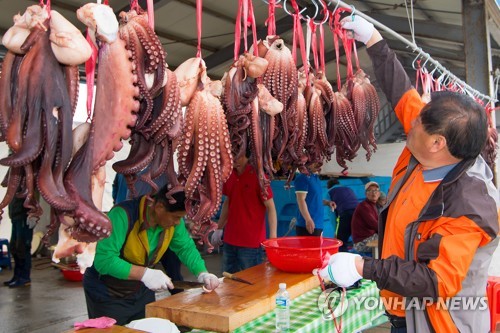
[326, 0, 496, 104]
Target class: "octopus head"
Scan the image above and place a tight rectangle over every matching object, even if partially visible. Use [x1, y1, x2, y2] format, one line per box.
[77, 3, 118, 44]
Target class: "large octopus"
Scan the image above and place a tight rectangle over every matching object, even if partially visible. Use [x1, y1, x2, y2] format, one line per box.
[110, 4, 184, 198]
[177, 59, 233, 249]
[52, 2, 141, 242]
[222, 53, 282, 199]
[346, 69, 381, 160]
[260, 36, 299, 169]
[0, 6, 87, 219]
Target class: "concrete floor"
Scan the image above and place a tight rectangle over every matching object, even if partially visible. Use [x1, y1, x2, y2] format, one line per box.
[0, 249, 395, 333]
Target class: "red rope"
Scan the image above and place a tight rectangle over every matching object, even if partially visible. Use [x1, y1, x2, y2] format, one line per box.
[130, 0, 139, 12]
[309, 20, 319, 71]
[85, 29, 98, 122]
[319, 23, 325, 73]
[233, 0, 243, 61]
[248, 0, 258, 56]
[242, 0, 249, 52]
[233, 0, 258, 60]
[317, 272, 345, 333]
[196, 0, 202, 57]
[265, 0, 277, 36]
[331, 10, 342, 90]
[291, 0, 308, 79]
[147, 0, 155, 30]
[39, 0, 51, 17]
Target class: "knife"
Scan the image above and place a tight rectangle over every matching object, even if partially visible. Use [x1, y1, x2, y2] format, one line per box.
[222, 272, 253, 285]
[172, 280, 205, 290]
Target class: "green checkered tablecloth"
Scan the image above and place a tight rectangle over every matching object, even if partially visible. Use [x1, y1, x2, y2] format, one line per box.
[190, 280, 387, 333]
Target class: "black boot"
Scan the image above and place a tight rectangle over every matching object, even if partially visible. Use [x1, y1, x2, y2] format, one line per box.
[8, 278, 31, 288]
[3, 276, 18, 286]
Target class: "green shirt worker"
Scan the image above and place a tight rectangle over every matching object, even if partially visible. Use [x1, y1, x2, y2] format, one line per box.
[83, 187, 220, 325]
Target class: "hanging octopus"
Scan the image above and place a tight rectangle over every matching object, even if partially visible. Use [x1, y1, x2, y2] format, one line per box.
[346, 69, 381, 160]
[177, 61, 233, 249]
[260, 36, 299, 167]
[0, 12, 78, 218]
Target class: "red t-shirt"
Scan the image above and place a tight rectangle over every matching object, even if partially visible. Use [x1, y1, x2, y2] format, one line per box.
[222, 165, 273, 248]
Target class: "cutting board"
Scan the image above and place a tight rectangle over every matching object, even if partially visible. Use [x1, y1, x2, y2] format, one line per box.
[146, 262, 320, 332]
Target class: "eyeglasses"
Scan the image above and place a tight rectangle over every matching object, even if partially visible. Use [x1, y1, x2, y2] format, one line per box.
[366, 189, 380, 194]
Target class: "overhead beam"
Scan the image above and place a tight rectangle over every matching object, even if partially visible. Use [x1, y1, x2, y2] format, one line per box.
[175, 0, 234, 24]
[115, 0, 176, 14]
[29, 0, 80, 12]
[114, 0, 218, 52]
[204, 14, 294, 68]
[463, 0, 491, 95]
[155, 28, 218, 52]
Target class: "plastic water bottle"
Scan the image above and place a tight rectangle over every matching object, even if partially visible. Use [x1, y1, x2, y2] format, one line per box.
[275, 283, 290, 332]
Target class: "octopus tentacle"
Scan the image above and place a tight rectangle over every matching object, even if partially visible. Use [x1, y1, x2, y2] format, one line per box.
[0, 166, 23, 218]
[90, 35, 140, 170]
[22, 164, 42, 217]
[184, 91, 209, 199]
[113, 133, 155, 175]
[64, 65, 80, 116]
[149, 69, 183, 143]
[0, 52, 17, 140]
[64, 125, 112, 242]
[118, 9, 165, 130]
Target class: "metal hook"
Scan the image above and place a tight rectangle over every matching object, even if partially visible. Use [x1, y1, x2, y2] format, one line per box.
[313, 0, 329, 25]
[305, 0, 319, 20]
[329, 0, 341, 15]
[429, 63, 439, 76]
[350, 5, 356, 18]
[421, 53, 431, 70]
[411, 49, 423, 70]
[261, 0, 282, 4]
[283, 0, 307, 16]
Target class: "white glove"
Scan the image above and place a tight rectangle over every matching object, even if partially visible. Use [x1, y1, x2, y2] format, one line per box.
[197, 272, 220, 291]
[211, 229, 223, 246]
[315, 253, 362, 287]
[141, 268, 174, 291]
[27, 216, 38, 229]
[341, 15, 375, 44]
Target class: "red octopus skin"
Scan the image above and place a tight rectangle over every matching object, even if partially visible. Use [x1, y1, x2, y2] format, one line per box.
[91, 35, 140, 171]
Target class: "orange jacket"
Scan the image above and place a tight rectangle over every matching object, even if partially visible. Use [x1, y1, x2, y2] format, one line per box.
[362, 40, 500, 333]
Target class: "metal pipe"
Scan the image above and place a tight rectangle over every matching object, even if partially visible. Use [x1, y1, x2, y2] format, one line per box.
[326, 0, 495, 103]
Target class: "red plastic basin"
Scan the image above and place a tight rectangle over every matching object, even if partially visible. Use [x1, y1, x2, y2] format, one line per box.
[262, 236, 342, 273]
[61, 264, 83, 282]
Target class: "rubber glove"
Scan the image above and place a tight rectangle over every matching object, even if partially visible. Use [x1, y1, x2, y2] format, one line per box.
[341, 15, 375, 45]
[198, 272, 220, 291]
[27, 216, 38, 229]
[315, 252, 362, 288]
[211, 229, 223, 246]
[141, 268, 174, 291]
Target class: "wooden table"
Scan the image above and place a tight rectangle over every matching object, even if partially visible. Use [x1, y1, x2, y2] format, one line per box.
[146, 262, 320, 332]
[62, 325, 146, 332]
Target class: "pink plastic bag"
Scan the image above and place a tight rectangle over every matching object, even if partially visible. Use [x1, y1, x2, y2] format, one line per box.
[74, 316, 117, 330]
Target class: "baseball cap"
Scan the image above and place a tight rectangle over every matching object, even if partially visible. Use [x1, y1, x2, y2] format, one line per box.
[365, 181, 380, 191]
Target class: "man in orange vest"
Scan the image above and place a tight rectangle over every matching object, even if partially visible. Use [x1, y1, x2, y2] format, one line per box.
[317, 14, 499, 333]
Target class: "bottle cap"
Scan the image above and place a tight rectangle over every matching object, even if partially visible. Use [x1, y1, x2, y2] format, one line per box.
[279, 283, 286, 289]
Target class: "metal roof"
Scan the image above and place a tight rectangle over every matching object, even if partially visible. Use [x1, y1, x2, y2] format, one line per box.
[0, 0, 499, 97]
